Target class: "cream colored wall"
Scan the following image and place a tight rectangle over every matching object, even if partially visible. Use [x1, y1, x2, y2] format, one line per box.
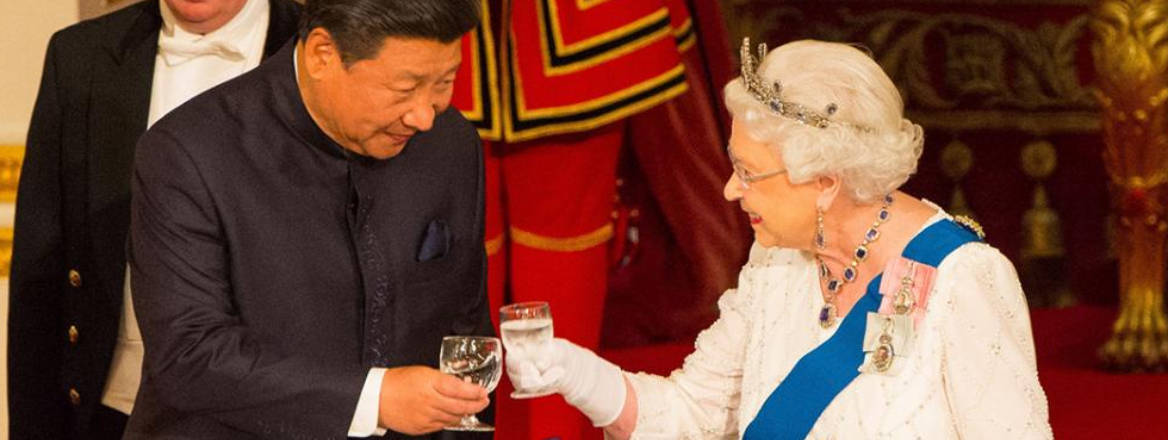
[0, 1, 78, 144]
[0, 0, 80, 437]
[80, 0, 143, 21]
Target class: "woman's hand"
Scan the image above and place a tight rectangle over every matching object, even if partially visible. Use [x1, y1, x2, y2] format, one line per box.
[506, 338, 628, 427]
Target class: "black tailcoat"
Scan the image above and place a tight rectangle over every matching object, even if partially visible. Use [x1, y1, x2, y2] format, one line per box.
[8, 1, 300, 438]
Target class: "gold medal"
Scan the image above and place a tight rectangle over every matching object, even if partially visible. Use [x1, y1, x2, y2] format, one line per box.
[873, 318, 896, 372]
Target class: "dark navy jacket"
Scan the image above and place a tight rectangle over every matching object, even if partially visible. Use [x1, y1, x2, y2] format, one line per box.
[126, 40, 493, 439]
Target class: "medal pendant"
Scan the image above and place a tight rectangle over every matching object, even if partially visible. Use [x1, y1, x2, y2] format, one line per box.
[873, 334, 895, 372]
[894, 288, 915, 314]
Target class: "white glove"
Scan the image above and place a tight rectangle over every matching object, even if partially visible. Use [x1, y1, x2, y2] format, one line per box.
[506, 337, 627, 427]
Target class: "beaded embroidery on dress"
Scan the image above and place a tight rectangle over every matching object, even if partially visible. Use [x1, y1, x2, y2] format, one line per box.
[621, 205, 1052, 439]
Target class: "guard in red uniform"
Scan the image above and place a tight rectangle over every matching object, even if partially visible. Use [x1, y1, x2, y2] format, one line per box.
[452, 1, 744, 438]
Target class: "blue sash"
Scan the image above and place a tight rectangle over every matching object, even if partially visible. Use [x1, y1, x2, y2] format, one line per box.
[743, 219, 979, 440]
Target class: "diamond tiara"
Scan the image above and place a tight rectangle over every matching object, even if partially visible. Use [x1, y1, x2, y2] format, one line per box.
[739, 37, 874, 133]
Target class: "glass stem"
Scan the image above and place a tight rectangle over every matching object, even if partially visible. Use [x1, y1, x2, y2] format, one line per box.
[461, 414, 479, 427]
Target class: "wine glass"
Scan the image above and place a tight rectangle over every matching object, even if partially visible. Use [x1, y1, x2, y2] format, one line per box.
[499, 301, 555, 398]
[439, 336, 502, 432]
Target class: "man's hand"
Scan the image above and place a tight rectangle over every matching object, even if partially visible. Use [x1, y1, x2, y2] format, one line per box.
[377, 366, 490, 435]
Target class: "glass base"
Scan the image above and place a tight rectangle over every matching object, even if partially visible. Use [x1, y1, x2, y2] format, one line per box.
[510, 388, 555, 399]
[445, 415, 494, 432]
[443, 424, 495, 432]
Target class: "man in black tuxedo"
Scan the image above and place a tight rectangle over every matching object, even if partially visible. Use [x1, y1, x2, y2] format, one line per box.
[9, 1, 300, 438]
[126, 0, 494, 438]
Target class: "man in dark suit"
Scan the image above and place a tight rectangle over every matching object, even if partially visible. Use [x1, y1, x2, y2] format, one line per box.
[8, 1, 300, 438]
[126, 0, 495, 438]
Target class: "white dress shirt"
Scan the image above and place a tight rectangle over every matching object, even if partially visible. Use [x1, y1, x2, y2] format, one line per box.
[102, 0, 270, 416]
[623, 207, 1053, 439]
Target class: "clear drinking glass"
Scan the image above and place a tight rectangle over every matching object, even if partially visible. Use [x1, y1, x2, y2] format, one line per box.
[439, 336, 502, 432]
[499, 301, 555, 398]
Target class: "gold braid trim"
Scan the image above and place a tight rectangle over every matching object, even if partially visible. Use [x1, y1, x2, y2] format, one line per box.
[510, 223, 613, 252]
[674, 18, 696, 53]
[484, 232, 506, 257]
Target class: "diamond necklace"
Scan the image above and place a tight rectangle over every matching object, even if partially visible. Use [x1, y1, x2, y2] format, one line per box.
[815, 194, 894, 328]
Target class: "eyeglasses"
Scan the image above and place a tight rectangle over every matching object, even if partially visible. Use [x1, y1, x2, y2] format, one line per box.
[728, 147, 786, 190]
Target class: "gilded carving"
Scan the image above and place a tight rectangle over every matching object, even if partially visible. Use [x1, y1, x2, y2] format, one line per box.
[844, 10, 1097, 113]
[0, 147, 22, 203]
[1019, 140, 1062, 260]
[1091, 0, 1168, 371]
[940, 139, 977, 219]
[0, 146, 19, 278]
[0, 227, 10, 278]
[720, 1, 1100, 134]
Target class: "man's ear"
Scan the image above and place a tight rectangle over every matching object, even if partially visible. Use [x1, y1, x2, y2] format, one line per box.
[815, 174, 842, 212]
[302, 27, 342, 79]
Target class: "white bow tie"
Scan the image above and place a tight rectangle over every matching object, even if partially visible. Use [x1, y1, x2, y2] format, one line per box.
[158, 37, 245, 66]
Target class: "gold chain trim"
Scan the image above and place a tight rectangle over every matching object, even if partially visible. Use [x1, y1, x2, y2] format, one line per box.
[510, 223, 614, 252]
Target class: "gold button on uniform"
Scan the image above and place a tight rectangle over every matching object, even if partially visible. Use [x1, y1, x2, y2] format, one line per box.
[67, 325, 79, 344]
[68, 269, 82, 288]
[68, 388, 80, 406]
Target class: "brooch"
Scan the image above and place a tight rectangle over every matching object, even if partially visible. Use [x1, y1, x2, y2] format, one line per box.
[953, 215, 986, 240]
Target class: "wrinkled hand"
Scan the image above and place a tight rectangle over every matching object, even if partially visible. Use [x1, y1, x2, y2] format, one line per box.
[377, 366, 490, 435]
[506, 338, 627, 426]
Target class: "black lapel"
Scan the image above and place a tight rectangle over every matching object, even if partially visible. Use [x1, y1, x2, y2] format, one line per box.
[86, 0, 160, 279]
[264, 0, 302, 58]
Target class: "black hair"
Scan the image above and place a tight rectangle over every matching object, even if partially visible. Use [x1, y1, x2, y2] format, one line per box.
[299, 0, 481, 65]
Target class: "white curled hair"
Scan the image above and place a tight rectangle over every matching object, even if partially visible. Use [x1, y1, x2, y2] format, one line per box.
[724, 40, 924, 204]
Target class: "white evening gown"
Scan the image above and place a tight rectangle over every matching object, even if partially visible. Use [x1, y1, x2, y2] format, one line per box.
[623, 211, 1053, 439]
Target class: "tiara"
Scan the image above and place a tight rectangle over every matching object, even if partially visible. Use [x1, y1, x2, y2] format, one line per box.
[739, 37, 874, 133]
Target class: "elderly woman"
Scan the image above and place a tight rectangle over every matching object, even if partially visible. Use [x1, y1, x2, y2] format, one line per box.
[506, 39, 1052, 439]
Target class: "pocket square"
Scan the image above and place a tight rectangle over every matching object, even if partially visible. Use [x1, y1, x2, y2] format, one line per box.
[417, 219, 451, 262]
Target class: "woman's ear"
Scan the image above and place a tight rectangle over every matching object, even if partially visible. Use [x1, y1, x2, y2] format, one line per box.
[815, 174, 842, 212]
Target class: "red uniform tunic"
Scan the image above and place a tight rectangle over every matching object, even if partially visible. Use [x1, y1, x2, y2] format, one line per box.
[452, 2, 700, 438]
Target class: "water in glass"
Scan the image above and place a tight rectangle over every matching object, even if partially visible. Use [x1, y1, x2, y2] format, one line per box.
[499, 302, 555, 398]
[440, 336, 501, 432]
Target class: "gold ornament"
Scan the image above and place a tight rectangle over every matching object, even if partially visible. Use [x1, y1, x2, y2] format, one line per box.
[1092, 0, 1168, 371]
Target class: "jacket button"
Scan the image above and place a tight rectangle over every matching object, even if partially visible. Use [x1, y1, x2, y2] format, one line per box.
[68, 388, 81, 406]
[68, 269, 82, 288]
[67, 325, 79, 344]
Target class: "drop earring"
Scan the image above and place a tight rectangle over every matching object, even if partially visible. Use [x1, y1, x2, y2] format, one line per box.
[815, 208, 826, 250]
